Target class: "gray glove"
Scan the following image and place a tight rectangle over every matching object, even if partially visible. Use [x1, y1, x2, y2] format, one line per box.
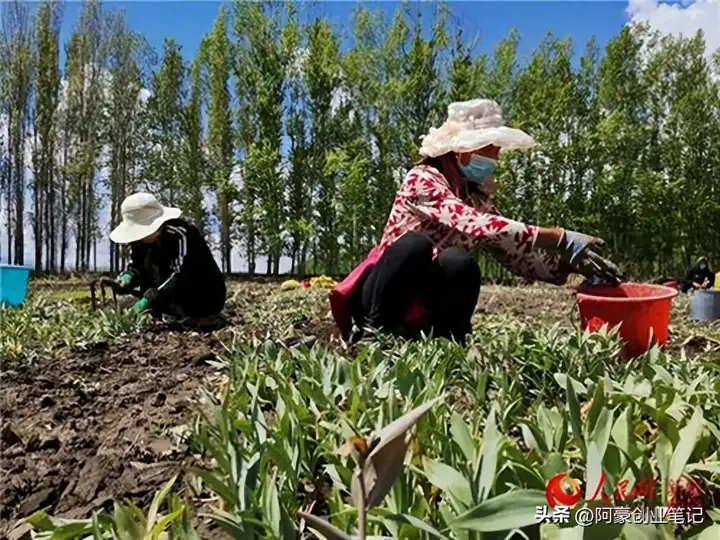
[557, 230, 622, 284]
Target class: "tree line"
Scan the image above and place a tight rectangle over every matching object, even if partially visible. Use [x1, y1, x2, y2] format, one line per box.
[1, 0, 719, 279]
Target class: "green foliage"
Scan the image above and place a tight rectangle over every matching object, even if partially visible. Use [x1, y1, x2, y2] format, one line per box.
[0, 297, 151, 365]
[145, 39, 187, 206]
[205, 5, 235, 273]
[6, 3, 720, 278]
[186, 320, 719, 539]
[23, 476, 200, 539]
[12, 282, 720, 539]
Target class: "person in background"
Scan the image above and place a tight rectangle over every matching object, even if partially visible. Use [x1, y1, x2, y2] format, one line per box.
[110, 192, 226, 322]
[653, 257, 716, 293]
[330, 98, 621, 343]
[680, 257, 715, 293]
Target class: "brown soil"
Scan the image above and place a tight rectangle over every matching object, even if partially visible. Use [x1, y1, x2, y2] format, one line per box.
[477, 283, 577, 324]
[0, 331, 225, 537]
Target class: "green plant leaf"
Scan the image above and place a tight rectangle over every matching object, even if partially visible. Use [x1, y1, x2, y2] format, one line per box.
[193, 469, 237, 509]
[477, 371, 489, 407]
[556, 374, 587, 395]
[149, 508, 185, 539]
[655, 433, 672, 505]
[686, 462, 720, 475]
[263, 472, 282, 538]
[585, 380, 606, 436]
[589, 408, 613, 463]
[521, 423, 548, 453]
[384, 514, 450, 539]
[422, 458, 473, 509]
[537, 405, 556, 451]
[670, 407, 705, 481]
[34, 521, 94, 539]
[450, 489, 546, 532]
[621, 523, 665, 540]
[146, 475, 177, 535]
[450, 412, 475, 464]
[540, 452, 567, 480]
[298, 512, 352, 540]
[477, 408, 501, 502]
[585, 442, 604, 501]
[23, 511, 56, 532]
[566, 375, 586, 457]
[113, 502, 144, 540]
[611, 409, 630, 457]
[697, 524, 720, 540]
[202, 509, 248, 537]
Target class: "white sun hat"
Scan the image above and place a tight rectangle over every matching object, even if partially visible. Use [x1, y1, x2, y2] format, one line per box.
[418, 98, 535, 158]
[109, 192, 182, 244]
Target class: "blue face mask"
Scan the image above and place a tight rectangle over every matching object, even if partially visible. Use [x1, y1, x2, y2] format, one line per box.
[459, 155, 497, 184]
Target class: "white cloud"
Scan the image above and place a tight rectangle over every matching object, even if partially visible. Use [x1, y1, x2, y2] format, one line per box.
[288, 47, 308, 81]
[276, 159, 291, 178]
[331, 86, 349, 115]
[229, 164, 243, 189]
[627, 0, 720, 59]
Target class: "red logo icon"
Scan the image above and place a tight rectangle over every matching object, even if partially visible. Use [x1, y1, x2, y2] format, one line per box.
[545, 472, 658, 509]
[545, 473, 587, 508]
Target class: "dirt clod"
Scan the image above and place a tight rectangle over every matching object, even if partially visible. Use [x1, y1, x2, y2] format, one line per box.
[39, 395, 55, 408]
[1, 425, 23, 447]
[18, 487, 58, 517]
[0, 332, 221, 536]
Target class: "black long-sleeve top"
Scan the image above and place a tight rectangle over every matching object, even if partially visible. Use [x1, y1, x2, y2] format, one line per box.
[122, 218, 226, 315]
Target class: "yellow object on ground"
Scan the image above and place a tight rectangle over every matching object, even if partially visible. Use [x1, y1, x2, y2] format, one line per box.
[281, 280, 302, 291]
[310, 275, 337, 289]
[715, 272, 720, 290]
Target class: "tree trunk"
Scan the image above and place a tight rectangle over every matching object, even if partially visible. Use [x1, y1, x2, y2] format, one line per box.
[13, 135, 24, 265]
[247, 223, 255, 276]
[74, 180, 81, 271]
[5, 158, 12, 265]
[299, 242, 307, 277]
[60, 139, 68, 273]
[49, 151, 56, 272]
[34, 139, 44, 272]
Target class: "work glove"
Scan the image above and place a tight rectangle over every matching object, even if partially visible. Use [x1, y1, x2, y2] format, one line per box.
[557, 230, 622, 284]
[114, 272, 135, 294]
[132, 297, 150, 313]
[133, 288, 160, 314]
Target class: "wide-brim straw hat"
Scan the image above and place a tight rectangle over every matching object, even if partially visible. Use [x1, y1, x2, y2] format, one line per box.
[109, 192, 182, 244]
[418, 98, 535, 158]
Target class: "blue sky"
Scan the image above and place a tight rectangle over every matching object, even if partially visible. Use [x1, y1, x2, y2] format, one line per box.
[57, 1, 631, 69]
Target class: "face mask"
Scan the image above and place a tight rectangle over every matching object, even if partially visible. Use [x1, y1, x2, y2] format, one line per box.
[459, 155, 497, 184]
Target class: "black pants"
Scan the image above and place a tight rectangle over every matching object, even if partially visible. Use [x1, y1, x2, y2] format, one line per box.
[360, 233, 481, 341]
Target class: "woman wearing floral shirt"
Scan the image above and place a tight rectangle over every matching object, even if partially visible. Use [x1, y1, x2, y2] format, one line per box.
[330, 99, 620, 342]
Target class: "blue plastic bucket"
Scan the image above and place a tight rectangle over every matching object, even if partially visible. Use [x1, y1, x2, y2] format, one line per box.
[0, 264, 33, 307]
[688, 289, 720, 322]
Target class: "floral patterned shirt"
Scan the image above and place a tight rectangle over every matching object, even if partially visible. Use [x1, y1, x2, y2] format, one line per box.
[378, 165, 570, 284]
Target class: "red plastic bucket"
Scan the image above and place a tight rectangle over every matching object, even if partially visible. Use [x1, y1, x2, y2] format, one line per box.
[575, 283, 678, 359]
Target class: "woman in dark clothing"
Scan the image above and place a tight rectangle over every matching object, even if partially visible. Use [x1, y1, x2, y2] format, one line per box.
[361, 232, 480, 341]
[680, 257, 715, 293]
[109, 192, 226, 320]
